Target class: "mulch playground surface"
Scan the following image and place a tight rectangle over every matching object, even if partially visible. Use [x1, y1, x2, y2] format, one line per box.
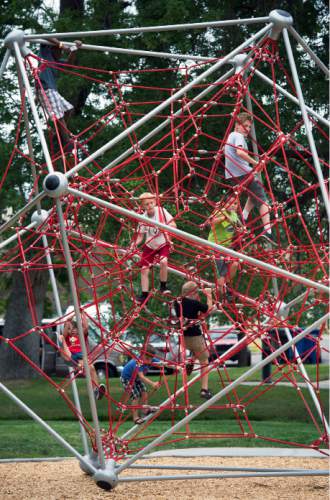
[0, 456, 328, 499]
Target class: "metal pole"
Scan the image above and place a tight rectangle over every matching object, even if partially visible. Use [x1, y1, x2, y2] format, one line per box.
[0, 222, 37, 250]
[63, 23, 272, 178]
[55, 199, 105, 469]
[254, 69, 329, 128]
[0, 382, 96, 475]
[94, 68, 234, 180]
[282, 28, 330, 220]
[0, 191, 45, 236]
[119, 470, 329, 482]
[37, 39, 213, 62]
[16, 62, 90, 454]
[24, 16, 271, 40]
[13, 42, 54, 174]
[0, 48, 10, 78]
[67, 187, 329, 294]
[116, 313, 329, 473]
[127, 464, 306, 472]
[288, 26, 329, 78]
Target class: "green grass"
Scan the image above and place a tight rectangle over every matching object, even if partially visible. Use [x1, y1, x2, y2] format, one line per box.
[1, 367, 327, 459]
[0, 419, 325, 459]
[0, 367, 328, 422]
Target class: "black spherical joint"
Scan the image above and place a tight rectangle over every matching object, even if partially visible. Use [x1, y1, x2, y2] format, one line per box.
[43, 172, 68, 198]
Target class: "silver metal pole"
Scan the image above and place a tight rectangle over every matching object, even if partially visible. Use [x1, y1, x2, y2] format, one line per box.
[282, 29, 330, 220]
[13, 42, 54, 174]
[284, 290, 311, 310]
[119, 470, 329, 482]
[288, 26, 329, 78]
[94, 68, 234, 180]
[16, 60, 90, 454]
[0, 222, 37, 251]
[24, 17, 271, 40]
[67, 187, 329, 294]
[0, 48, 10, 78]
[39, 39, 212, 62]
[55, 199, 105, 469]
[64, 24, 272, 179]
[254, 69, 329, 128]
[116, 313, 329, 473]
[128, 464, 306, 472]
[0, 382, 96, 474]
[0, 191, 45, 236]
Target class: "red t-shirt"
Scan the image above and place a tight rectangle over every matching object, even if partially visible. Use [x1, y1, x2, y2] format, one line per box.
[66, 328, 88, 354]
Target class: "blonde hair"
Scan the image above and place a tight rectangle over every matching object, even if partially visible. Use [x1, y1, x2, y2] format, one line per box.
[236, 112, 252, 124]
[139, 192, 156, 202]
[182, 281, 199, 296]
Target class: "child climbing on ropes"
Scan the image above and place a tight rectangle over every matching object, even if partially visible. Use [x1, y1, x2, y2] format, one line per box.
[130, 192, 176, 303]
[60, 311, 106, 401]
[36, 38, 82, 150]
[207, 196, 242, 303]
[224, 112, 274, 245]
[174, 281, 214, 400]
[121, 348, 161, 425]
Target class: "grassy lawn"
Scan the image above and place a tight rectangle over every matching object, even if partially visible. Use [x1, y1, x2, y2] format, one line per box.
[1, 366, 328, 459]
[0, 419, 325, 459]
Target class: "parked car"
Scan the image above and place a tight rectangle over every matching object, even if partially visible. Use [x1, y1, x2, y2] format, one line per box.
[207, 326, 251, 367]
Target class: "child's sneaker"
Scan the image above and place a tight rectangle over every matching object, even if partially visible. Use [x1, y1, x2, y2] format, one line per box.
[98, 384, 106, 400]
[159, 286, 171, 295]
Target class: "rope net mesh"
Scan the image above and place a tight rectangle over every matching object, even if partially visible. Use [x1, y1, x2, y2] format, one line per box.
[0, 35, 328, 460]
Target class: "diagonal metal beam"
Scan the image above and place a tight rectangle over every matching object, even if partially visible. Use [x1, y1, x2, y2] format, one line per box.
[67, 187, 329, 294]
[116, 313, 329, 473]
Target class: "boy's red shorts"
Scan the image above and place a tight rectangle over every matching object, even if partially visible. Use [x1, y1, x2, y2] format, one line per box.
[138, 243, 170, 268]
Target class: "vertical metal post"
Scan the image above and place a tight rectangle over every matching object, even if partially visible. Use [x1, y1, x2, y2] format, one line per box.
[55, 199, 105, 469]
[16, 62, 90, 456]
[0, 49, 11, 79]
[282, 28, 330, 220]
[288, 26, 329, 78]
[13, 41, 54, 174]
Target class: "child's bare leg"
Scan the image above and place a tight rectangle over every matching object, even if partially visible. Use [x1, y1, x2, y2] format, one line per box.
[159, 257, 168, 282]
[141, 266, 150, 292]
[131, 397, 139, 422]
[242, 196, 254, 221]
[259, 202, 271, 233]
[216, 276, 225, 297]
[141, 391, 148, 413]
[229, 261, 238, 282]
[89, 363, 99, 386]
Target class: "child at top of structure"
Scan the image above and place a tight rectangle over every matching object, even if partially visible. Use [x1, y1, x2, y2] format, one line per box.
[207, 196, 241, 302]
[60, 310, 105, 400]
[224, 112, 274, 245]
[37, 38, 82, 149]
[121, 348, 161, 425]
[174, 281, 213, 400]
[130, 192, 176, 303]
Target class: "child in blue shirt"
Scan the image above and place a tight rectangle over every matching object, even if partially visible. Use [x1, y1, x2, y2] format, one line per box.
[121, 349, 161, 424]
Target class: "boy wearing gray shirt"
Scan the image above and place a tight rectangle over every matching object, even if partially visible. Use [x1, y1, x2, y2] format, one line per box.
[224, 112, 274, 243]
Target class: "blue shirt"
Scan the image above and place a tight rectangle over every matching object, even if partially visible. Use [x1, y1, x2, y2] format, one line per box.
[122, 358, 157, 381]
[39, 45, 59, 90]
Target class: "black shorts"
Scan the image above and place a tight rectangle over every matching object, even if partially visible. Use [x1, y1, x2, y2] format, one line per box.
[229, 174, 267, 207]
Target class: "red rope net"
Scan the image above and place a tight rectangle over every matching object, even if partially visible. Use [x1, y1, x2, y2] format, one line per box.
[0, 36, 328, 460]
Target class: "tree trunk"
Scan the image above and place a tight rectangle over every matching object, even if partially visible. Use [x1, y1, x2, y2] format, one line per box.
[0, 268, 49, 380]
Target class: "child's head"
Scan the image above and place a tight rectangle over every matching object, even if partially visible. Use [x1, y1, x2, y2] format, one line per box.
[142, 346, 157, 363]
[182, 281, 199, 298]
[235, 112, 252, 136]
[139, 192, 156, 215]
